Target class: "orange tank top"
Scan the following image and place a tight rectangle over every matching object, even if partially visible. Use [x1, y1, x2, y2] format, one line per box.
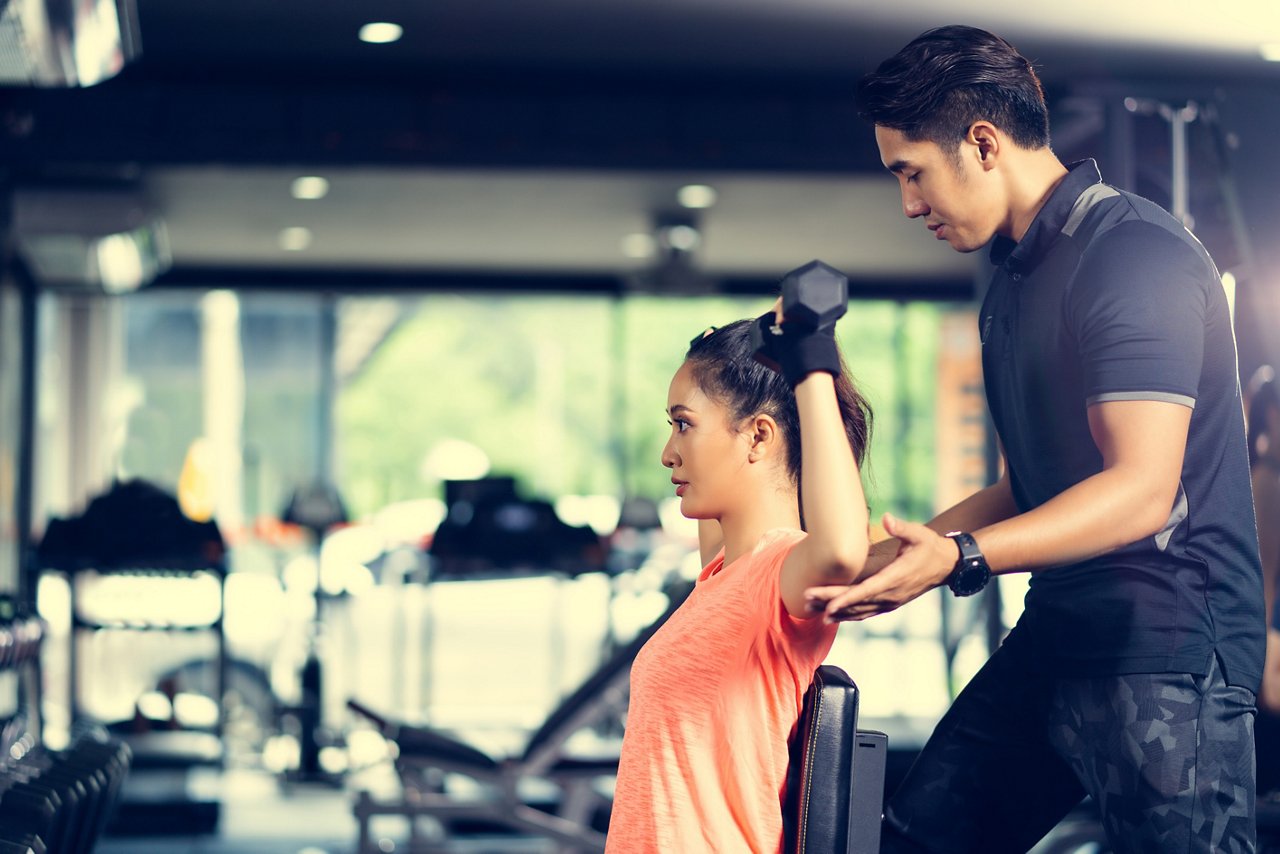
[605, 529, 837, 853]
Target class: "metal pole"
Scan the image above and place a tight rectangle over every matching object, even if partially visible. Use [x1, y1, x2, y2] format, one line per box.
[7, 234, 38, 607]
[8, 198, 44, 738]
[1166, 102, 1198, 227]
[318, 294, 337, 485]
[1126, 98, 1199, 227]
[1106, 99, 1136, 193]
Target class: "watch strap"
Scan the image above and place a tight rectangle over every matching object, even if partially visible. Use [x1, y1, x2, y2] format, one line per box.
[944, 531, 990, 596]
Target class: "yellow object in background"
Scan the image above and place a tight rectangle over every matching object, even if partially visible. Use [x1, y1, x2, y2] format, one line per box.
[178, 438, 216, 522]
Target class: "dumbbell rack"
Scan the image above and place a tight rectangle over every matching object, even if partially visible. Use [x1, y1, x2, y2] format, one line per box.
[0, 597, 134, 853]
[0, 721, 133, 854]
[0, 596, 44, 737]
[38, 557, 228, 836]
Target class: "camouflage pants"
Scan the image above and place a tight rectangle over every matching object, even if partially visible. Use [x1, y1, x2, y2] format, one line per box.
[881, 636, 1257, 853]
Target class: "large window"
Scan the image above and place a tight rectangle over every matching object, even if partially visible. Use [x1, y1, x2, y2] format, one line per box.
[333, 293, 959, 722]
[110, 289, 949, 530]
[335, 293, 945, 522]
[117, 291, 324, 529]
[51, 287, 976, 740]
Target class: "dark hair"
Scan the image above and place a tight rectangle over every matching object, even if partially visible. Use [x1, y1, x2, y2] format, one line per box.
[855, 25, 1050, 154]
[684, 320, 872, 486]
[1248, 367, 1279, 468]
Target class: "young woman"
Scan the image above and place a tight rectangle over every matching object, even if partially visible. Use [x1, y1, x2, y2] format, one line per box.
[605, 304, 872, 852]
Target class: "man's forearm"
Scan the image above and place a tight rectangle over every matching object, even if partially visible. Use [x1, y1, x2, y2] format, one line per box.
[853, 477, 1017, 582]
[926, 476, 1019, 537]
[975, 464, 1176, 574]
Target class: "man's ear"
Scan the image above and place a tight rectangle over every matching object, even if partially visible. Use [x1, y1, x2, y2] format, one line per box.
[968, 121, 1000, 170]
[746, 414, 780, 463]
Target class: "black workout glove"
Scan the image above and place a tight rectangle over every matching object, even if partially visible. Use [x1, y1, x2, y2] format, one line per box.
[750, 311, 841, 387]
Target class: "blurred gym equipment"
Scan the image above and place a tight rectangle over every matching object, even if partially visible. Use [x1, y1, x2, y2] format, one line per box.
[36, 479, 227, 835]
[346, 580, 689, 853]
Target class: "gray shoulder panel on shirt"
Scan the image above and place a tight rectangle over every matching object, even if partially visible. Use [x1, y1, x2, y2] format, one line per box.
[1062, 184, 1122, 237]
[1087, 390, 1196, 409]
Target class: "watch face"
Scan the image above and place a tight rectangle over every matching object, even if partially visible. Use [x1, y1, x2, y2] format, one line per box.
[950, 562, 989, 596]
[946, 532, 990, 597]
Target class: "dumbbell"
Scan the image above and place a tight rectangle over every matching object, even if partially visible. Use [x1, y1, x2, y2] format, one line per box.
[15, 613, 43, 665]
[20, 746, 104, 854]
[0, 783, 62, 853]
[750, 260, 849, 376]
[779, 259, 848, 330]
[750, 259, 848, 349]
[59, 733, 131, 850]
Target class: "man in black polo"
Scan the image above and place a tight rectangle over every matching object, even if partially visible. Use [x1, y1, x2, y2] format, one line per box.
[805, 25, 1265, 853]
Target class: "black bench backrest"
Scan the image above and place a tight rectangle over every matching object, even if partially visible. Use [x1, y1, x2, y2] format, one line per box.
[784, 664, 885, 853]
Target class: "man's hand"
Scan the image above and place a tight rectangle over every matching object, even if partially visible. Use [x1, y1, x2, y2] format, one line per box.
[804, 513, 958, 622]
[801, 534, 899, 610]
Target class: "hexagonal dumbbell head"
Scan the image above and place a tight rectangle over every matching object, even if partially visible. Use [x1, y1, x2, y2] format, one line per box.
[780, 260, 848, 331]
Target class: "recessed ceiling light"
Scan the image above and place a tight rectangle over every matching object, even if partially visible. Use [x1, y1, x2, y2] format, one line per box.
[291, 176, 329, 200]
[677, 184, 717, 209]
[620, 233, 656, 259]
[279, 227, 313, 251]
[664, 224, 701, 252]
[359, 22, 403, 44]
[1262, 43, 1280, 62]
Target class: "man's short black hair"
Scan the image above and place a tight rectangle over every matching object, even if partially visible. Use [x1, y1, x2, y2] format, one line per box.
[855, 25, 1050, 153]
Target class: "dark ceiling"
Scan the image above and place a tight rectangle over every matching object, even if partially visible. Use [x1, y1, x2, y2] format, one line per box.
[2, 0, 1279, 353]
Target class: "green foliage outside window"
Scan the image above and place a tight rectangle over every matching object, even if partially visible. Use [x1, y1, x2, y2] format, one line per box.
[336, 294, 947, 524]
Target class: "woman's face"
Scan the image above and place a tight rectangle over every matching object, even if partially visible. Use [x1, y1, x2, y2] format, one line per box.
[661, 362, 753, 519]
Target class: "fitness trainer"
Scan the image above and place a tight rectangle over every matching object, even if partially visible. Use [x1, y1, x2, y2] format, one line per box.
[804, 25, 1265, 853]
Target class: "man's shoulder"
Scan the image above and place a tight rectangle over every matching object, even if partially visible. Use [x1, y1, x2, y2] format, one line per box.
[1070, 210, 1212, 294]
[1072, 188, 1201, 256]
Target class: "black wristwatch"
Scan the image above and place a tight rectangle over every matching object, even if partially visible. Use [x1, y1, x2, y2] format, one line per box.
[944, 531, 991, 597]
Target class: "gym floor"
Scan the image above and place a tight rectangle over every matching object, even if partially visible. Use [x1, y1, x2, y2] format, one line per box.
[92, 766, 567, 854]
[95, 768, 356, 854]
[88, 770, 1280, 854]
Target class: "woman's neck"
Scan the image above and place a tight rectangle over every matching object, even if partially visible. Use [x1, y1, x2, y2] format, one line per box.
[719, 488, 801, 566]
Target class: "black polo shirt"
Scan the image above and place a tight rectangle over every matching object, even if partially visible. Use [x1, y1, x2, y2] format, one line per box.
[981, 159, 1265, 690]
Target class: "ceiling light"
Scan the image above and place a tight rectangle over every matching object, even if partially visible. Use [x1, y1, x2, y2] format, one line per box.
[12, 188, 170, 292]
[664, 224, 701, 252]
[1262, 44, 1280, 62]
[677, 184, 717, 209]
[359, 22, 403, 44]
[279, 227, 312, 251]
[620, 233, 656, 259]
[96, 233, 146, 293]
[291, 176, 329, 200]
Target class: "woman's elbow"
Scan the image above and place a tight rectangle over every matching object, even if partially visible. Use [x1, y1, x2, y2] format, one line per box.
[822, 544, 867, 583]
